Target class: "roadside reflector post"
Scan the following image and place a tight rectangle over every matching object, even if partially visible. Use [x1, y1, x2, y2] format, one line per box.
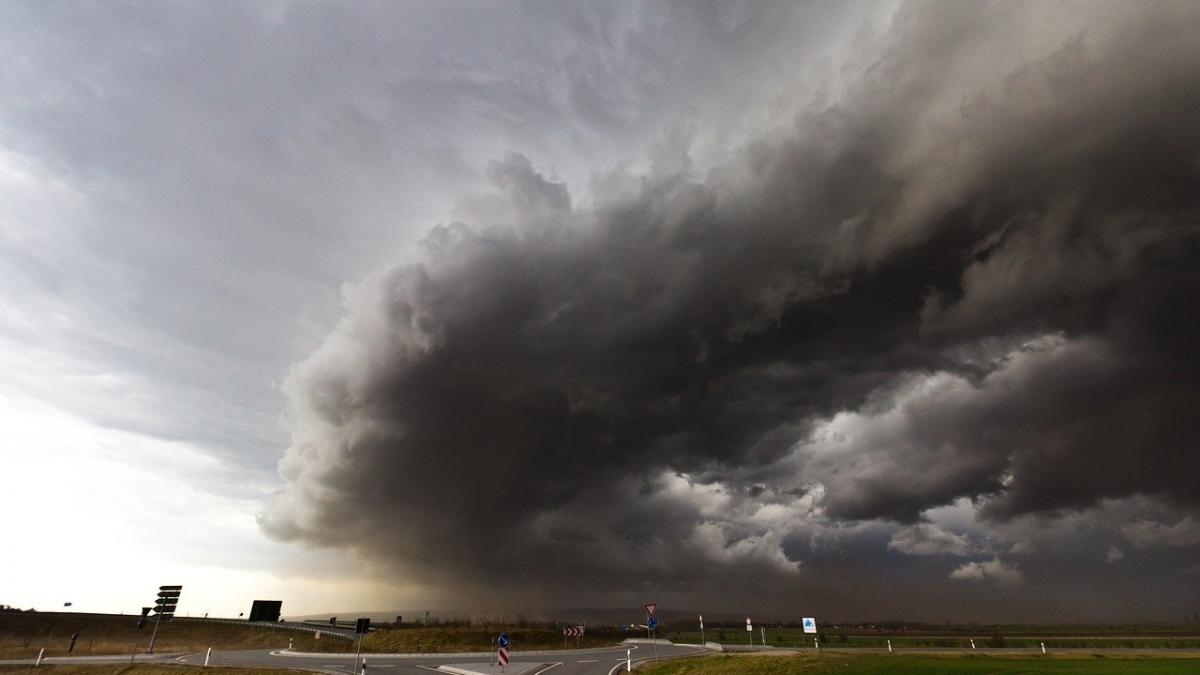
[361, 656, 367, 675]
[1041, 641, 1046, 655]
[204, 647, 211, 667]
[288, 638, 293, 650]
[35, 648, 45, 666]
[626, 648, 631, 672]
[814, 638, 819, 651]
[970, 638, 975, 650]
[887, 639, 892, 654]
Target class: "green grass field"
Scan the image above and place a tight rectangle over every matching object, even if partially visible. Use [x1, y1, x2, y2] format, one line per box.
[640, 654, 1200, 674]
[0, 613, 350, 659]
[667, 630, 1200, 650]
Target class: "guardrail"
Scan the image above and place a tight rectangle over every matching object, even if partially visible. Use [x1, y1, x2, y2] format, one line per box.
[175, 617, 357, 640]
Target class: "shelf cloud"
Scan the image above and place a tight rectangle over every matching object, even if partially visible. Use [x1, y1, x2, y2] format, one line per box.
[257, 0, 1200, 616]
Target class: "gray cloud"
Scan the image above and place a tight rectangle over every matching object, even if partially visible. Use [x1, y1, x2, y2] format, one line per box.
[888, 524, 971, 557]
[260, 0, 1200, 616]
[6, 0, 1193, 619]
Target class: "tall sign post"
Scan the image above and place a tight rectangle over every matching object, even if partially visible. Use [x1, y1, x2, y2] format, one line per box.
[354, 618, 371, 674]
[745, 617, 753, 648]
[130, 607, 151, 664]
[644, 603, 659, 663]
[147, 585, 182, 654]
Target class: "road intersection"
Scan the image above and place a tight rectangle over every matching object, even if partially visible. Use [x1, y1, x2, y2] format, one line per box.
[0, 641, 706, 675]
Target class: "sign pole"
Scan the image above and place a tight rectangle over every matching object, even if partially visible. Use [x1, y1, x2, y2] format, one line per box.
[699, 614, 704, 646]
[147, 607, 163, 654]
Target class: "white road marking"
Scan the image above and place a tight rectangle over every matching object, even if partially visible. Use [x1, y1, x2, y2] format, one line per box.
[531, 664, 562, 675]
[578, 659, 599, 663]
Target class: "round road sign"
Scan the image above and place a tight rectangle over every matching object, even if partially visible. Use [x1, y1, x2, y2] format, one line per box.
[498, 633, 511, 648]
[647, 617, 659, 630]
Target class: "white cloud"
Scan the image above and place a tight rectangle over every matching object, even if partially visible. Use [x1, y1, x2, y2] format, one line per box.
[950, 558, 1023, 586]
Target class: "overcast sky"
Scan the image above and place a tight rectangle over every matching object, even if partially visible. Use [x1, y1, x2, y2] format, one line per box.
[2, 1, 1198, 623]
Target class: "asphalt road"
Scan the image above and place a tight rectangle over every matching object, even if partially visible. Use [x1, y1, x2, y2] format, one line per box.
[0, 641, 705, 675]
[5, 642, 1200, 674]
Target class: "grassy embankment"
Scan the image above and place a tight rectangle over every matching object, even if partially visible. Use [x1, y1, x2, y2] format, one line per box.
[0, 613, 350, 659]
[358, 626, 623, 653]
[640, 653, 1200, 674]
[0, 612, 625, 657]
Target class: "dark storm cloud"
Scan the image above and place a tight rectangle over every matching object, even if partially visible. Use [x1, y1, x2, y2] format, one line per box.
[262, 0, 1200, 608]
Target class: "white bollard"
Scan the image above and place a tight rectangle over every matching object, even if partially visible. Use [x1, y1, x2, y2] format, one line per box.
[361, 656, 367, 675]
[814, 638, 819, 651]
[626, 648, 631, 672]
[1041, 642, 1046, 655]
[36, 648, 45, 666]
[204, 647, 212, 666]
[887, 639, 892, 654]
[289, 638, 293, 650]
[970, 639, 976, 650]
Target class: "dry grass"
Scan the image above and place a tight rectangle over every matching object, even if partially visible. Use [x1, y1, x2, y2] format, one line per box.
[0, 613, 351, 659]
[0, 666, 312, 674]
[360, 626, 622, 653]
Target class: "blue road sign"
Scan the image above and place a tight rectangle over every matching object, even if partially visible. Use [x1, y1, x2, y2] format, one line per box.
[498, 633, 511, 648]
[647, 617, 659, 630]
